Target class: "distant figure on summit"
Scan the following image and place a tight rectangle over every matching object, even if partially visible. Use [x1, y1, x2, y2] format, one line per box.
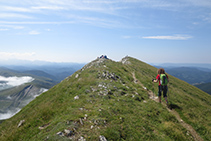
[152, 68, 169, 104]
[99, 55, 108, 59]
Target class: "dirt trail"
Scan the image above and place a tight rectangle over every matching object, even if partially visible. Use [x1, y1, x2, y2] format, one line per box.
[132, 72, 203, 141]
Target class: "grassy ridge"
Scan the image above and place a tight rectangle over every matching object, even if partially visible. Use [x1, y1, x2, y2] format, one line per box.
[0, 57, 210, 140]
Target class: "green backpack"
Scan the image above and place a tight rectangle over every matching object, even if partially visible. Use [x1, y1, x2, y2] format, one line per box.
[160, 74, 168, 86]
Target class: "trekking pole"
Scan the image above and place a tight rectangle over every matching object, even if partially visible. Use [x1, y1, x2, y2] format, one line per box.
[152, 79, 155, 99]
[168, 83, 170, 104]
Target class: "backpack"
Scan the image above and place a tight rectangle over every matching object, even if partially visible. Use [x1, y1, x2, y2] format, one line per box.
[160, 74, 168, 86]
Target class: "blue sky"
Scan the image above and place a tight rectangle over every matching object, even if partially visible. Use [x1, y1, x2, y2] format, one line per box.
[0, 0, 211, 64]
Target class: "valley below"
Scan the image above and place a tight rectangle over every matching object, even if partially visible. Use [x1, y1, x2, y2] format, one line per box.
[0, 62, 84, 120]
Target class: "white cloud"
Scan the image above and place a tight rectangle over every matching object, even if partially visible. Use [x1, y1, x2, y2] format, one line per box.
[0, 28, 8, 31]
[0, 76, 34, 87]
[46, 28, 51, 31]
[122, 36, 132, 39]
[0, 13, 33, 19]
[202, 13, 211, 23]
[0, 6, 32, 12]
[185, 0, 211, 7]
[0, 52, 36, 60]
[0, 21, 74, 25]
[0, 25, 24, 29]
[29, 30, 40, 35]
[0, 108, 21, 120]
[142, 35, 193, 40]
[31, 6, 67, 10]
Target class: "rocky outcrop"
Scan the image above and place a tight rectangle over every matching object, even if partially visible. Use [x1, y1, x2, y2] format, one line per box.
[121, 56, 131, 65]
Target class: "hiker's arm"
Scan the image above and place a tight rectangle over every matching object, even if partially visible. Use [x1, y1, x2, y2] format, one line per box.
[153, 79, 158, 83]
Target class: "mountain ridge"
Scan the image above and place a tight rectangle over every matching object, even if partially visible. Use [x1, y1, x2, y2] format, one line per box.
[0, 57, 210, 140]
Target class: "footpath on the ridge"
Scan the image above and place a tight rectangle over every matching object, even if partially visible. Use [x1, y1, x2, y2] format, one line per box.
[132, 72, 203, 141]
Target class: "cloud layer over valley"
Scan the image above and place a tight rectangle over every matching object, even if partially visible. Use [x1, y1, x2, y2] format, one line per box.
[0, 76, 34, 91]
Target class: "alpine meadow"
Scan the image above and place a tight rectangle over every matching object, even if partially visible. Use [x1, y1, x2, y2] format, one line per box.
[0, 57, 210, 141]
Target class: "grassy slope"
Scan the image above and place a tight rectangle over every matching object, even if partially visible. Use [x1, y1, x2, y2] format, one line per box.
[0, 57, 210, 140]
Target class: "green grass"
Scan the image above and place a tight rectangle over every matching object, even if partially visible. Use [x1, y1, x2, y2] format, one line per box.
[0, 57, 210, 140]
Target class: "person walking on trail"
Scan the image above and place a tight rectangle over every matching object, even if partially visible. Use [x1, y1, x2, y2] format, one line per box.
[152, 68, 169, 104]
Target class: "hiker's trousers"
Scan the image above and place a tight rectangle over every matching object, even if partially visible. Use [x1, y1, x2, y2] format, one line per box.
[158, 85, 168, 97]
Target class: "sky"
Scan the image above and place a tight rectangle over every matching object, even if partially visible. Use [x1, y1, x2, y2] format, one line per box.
[0, 0, 211, 64]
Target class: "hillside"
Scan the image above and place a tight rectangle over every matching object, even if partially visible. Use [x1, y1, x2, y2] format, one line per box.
[194, 82, 211, 95]
[0, 57, 210, 140]
[0, 67, 22, 77]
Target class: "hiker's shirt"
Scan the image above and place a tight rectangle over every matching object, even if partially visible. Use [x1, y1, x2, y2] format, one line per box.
[156, 74, 169, 86]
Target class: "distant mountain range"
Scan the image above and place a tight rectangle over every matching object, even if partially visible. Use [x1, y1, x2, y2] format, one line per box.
[0, 62, 85, 120]
[152, 65, 211, 95]
[194, 82, 211, 95]
[154, 63, 211, 70]
[165, 67, 211, 84]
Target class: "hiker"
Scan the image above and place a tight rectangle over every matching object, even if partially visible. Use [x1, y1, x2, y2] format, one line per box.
[152, 68, 169, 104]
[100, 55, 104, 58]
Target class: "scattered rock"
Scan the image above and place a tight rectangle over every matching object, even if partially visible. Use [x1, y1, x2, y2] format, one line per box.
[17, 120, 25, 128]
[78, 136, 86, 141]
[75, 74, 79, 78]
[135, 92, 139, 95]
[74, 95, 79, 100]
[39, 123, 50, 130]
[79, 118, 83, 125]
[99, 135, 107, 141]
[64, 129, 74, 137]
[90, 86, 97, 92]
[121, 56, 131, 65]
[84, 114, 88, 120]
[99, 71, 120, 81]
[186, 131, 190, 136]
[57, 132, 64, 136]
[86, 89, 91, 93]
